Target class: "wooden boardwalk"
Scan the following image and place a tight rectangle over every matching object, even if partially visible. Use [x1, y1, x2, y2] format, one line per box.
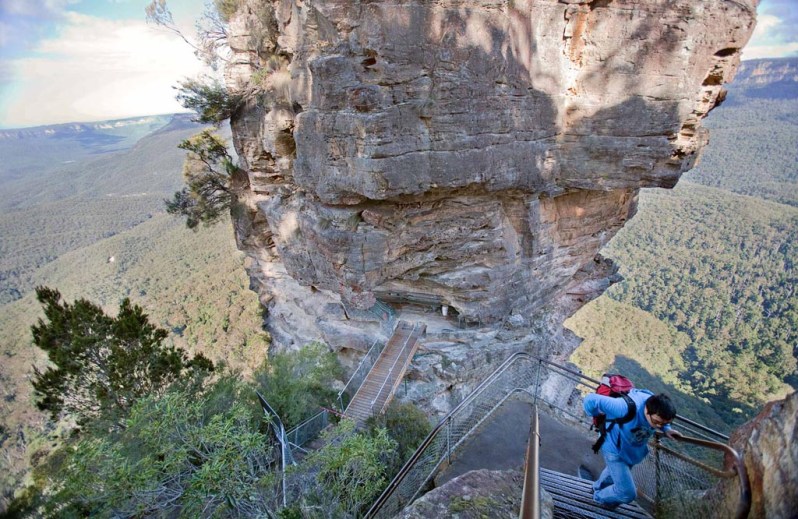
[343, 320, 426, 425]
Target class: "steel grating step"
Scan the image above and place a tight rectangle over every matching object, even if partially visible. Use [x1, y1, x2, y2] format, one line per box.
[540, 468, 652, 519]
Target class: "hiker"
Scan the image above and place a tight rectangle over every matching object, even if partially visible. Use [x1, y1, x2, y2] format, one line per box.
[584, 391, 682, 508]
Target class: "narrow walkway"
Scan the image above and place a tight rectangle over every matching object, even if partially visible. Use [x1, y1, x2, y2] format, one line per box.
[343, 320, 426, 425]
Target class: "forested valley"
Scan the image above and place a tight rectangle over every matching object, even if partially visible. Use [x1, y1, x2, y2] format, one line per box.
[568, 58, 798, 431]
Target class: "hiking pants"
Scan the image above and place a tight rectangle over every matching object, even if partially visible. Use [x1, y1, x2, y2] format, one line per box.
[592, 451, 637, 507]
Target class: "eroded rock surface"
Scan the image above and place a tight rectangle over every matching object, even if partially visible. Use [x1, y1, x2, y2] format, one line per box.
[222, 0, 757, 409]
[726, 391, 798, 519]
[397, 468, 554, 519]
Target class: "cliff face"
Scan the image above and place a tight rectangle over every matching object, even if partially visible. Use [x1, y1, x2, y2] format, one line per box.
[221, 0, 756, 402]
[726, 391, 798, 519]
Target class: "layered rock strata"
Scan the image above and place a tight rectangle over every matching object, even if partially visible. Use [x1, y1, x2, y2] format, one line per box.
[222, 0, 757, 406]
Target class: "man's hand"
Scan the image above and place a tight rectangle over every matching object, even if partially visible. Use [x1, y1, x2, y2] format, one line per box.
[665, 430, 683, 440]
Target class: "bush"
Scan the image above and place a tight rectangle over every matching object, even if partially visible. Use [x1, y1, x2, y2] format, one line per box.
[175, 76, 241, 124]
[366, 401, 432, 475]
[300, 419, 397, 518]
[254, 342, 343, 428]
[43, 377, 279, 518]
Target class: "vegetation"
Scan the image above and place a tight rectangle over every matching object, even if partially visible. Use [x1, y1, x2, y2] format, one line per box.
[299, 419, 398, 518]
[569, 79, 798, 429]
[31, 287, 213, 426]
[365, 401, 432, 475]
[0, 119, 267, 505]
[36, 377, 278, 518]
[254, 342, 343, 428]
[166, 129, 237, 229]
[174, 77, 241, 124]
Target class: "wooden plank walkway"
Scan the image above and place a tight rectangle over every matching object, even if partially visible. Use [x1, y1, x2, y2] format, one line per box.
[540, 468, 652, 519]
[343, 320, 426, 425]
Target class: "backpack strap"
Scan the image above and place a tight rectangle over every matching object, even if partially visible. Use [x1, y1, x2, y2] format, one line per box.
[591, 394, 637, 454]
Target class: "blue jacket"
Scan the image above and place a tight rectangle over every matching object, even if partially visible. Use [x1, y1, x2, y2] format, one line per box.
[584, 388, 672, 465]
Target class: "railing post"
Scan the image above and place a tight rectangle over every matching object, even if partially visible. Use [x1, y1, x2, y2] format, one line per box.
[533, 359, 542, 405]
[447, 416, 452, 465]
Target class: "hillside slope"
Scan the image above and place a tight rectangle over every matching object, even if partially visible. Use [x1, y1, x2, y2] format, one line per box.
[568, 58, 798, 430]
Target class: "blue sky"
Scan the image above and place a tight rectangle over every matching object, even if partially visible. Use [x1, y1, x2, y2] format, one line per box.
[0, 0, 796, 129]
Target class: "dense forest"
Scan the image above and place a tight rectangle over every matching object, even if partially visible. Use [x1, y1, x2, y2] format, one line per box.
[569, 59, 798, 430]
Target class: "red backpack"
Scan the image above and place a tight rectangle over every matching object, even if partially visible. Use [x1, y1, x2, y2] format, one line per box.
[591, 374, 636, 453]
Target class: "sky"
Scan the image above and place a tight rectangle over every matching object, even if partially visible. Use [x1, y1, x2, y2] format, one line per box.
[0, 0, 796, 129]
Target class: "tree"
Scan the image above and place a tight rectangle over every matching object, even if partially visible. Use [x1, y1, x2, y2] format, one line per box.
[166, 130, 237, 229]
[145, 0, 233, 70]
[31, 287, 213, 426]
[43, 377, 279, 518]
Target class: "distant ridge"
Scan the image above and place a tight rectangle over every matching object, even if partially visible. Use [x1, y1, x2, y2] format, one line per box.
[730, 57, 798, 101]
[0, 114, 181, 140]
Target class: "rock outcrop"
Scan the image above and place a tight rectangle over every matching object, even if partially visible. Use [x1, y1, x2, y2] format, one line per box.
[726, 391, 798, 519]
[221, 0, 757, 410]
[397, 469, 554, 519]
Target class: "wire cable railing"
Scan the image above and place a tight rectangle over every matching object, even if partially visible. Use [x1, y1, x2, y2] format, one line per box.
[365, 352, 750, 519]
[337, 338, 387, 413]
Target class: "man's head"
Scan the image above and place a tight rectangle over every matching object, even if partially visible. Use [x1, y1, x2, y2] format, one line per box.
[644, 393, 676, 428]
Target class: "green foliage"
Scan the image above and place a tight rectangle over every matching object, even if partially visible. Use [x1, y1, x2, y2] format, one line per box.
[300, 419, 397, 518]
[254, 342, 343, 428]
[365, 401, 432, 474]
[31, 287, 213, 426]
[166, 130, 237, 229]
[43, 376, 278, 518]
[175, 77, 241, 124]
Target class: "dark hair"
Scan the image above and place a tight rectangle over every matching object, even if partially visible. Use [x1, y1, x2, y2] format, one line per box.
[645, 393, 677, 421]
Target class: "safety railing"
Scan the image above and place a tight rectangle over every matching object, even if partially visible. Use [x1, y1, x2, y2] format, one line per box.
[370, 322, 421, 416]
[256, 391, 294, 508]
[285, 409, 330, 453]
[365, 352, 750, 519]
[337, 339, 386, 412]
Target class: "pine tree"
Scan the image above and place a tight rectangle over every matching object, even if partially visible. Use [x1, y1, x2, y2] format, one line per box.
[31, 287, 213, 425]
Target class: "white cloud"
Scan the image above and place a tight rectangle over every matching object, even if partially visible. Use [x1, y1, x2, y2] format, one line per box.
[0, 12, 208, 127]
[744, 11, 798, 60]
[742, 42, 798, 60]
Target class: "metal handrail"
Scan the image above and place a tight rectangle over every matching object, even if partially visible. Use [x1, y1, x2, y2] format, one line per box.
[656, 433, 751, 519]
[520, 405, 541, 519]
[366, 352, 537, 517]
[370, 322, 419, 415]
[365, 351, 750, 519]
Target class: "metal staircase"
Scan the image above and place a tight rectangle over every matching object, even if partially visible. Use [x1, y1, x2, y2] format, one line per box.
[365, 352, 751, 519]
[342, 320, 426, 425]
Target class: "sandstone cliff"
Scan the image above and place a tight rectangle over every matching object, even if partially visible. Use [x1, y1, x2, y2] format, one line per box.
[220, 0, 757, 410]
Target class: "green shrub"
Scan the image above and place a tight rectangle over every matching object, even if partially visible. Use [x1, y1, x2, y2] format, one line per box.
[366, 401, 432, 475]
[300, 419, 397, 518]
[254, 342, 343, 428]
[43, 376, 278, 518]
[175, 77, 241, 124]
